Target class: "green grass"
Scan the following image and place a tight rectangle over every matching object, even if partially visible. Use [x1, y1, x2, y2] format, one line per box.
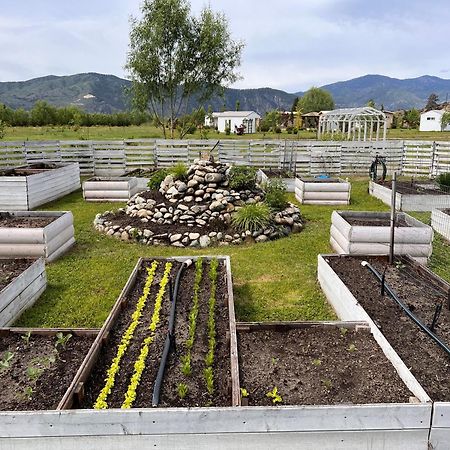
[5, 125, 449, 142]
[15, 179, 450, 328]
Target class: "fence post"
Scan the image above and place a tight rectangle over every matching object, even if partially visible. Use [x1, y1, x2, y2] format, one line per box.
[431, 141, 437, 178]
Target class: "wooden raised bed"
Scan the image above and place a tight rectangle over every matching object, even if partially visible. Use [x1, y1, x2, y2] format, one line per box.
[0, 163, 80, 210]
[431, 208, 450, 241]
[330, 210, 433, 264]
[0, 259, 46, 327]
[0, 211, 75, 262]
[257, 169, 295, 192]
[83, 177, 141, 202]
[61, 255, 239, 409]
[369, 180, 450, 212]
[0, 327, 98, 411]
[295, 177, 351, 205]
[317, 254, 450, 448]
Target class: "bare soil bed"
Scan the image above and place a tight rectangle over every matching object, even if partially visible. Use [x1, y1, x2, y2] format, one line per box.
[238, 326, 411, 406]
[80, 258, 232, 409]
[378, 180, 449, 195]
[0, 212, 55, 229]
[264, 169, 294, 178]
[328, 255, 450, 401]
[0, 163, 60, 177]
[125, 168, 158, 177]
[299, 177, 341, 183]
[0, 331, 95, 411]
[0, 259, 35, 291]
[345, 217, 410, 227]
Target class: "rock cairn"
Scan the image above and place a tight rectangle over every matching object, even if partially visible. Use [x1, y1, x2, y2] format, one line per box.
[94, 159, 303, 247]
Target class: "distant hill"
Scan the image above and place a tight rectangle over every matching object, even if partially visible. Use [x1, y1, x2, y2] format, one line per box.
[0, 72, 449, 114]
[310, 74, 450, 110]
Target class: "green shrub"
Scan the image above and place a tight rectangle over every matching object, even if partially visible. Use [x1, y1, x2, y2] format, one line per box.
[147, 169, 169, 190]
[229, 166, 257, 191]
[275, 127, 282, 134]
[232, 203, 271, 232]
[169, 162, 188, 181]
[437, 172, 450, 188]
[292, 127, 298, 134]
[264, 179, 288, 211]
[259, 123, 270, 132]
[225, 126, 231, 135]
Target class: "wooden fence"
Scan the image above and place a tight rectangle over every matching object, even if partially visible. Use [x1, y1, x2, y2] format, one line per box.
[1, 139, 448, 177]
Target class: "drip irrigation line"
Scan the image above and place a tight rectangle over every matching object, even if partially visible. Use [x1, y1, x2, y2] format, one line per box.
[361, 260, 450, 358]
[152, 259, 192, 407]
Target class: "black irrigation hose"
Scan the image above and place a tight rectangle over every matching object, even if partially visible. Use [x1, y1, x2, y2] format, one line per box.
[361, 260, 450, 358]
[152, 259, 192, 407]
[369, 155, 387, 181]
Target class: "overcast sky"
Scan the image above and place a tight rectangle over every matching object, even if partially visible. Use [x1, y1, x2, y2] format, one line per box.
[1, 0, 449, 92]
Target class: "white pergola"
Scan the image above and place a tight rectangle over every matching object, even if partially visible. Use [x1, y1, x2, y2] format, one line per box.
[317, 107, 387, 141]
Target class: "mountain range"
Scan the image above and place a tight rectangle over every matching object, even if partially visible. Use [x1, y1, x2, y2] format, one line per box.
[0, 72, 449, 115]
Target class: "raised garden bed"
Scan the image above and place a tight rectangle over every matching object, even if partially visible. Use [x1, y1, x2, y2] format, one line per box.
[0, 211, 75, 262]
[317, 254, 450, 448]
[295, 177, 351, 205]
[257, 169, 295, 192]
[62, 256, 239, 409]
[0, 327, 97, 411]
[83, 177, 141, 202]
[330, 210, 433, 264]
[431, 208, 450, 241]
[0, 259, 46, 327]
[125, 168, 159, 191]
[0, 163, 80, 210]
[369, 180, 450, 211]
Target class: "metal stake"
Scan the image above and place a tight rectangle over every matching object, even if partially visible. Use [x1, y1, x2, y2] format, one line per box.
[389, 171, 397, 264]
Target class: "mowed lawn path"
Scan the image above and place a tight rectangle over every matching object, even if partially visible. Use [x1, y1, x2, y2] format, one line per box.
[16, 179, 450, 328]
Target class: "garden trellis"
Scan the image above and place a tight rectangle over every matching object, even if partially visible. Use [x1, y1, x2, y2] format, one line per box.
[318, 107, 387, 141]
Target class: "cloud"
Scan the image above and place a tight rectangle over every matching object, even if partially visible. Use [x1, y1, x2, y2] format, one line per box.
[0, 0, 449, 91]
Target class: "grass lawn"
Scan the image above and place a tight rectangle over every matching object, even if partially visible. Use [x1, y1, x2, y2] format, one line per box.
[15, 179, 450, 329]
[4, 125, 450, 142]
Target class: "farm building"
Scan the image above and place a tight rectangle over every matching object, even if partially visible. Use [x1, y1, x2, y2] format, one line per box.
[205, 111, 261, 134]
[419, 110, 450, 132]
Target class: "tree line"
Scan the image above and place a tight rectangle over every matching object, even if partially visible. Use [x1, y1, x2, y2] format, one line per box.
[0, 101, 150, 127]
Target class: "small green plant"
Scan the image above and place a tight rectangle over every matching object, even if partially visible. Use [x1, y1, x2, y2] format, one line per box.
[204, 366, 214, 395]
[347, 343, 357, 353]
[312, 358, 322, 366]
[228, 166, 257, 190]
[263, 178, 288, 211]
[180, 354, 192, 376]
[437, 172, 450, 189]
[271, 357, 278, 365]
[232, 203, 271, 233]
[55, 332, 72, 350]
[21, 331, 32, 345]
[23, 386, 33, 400]
[240, 388, 249, 398]
[395, 260, 406, 270]
[225, 126, 231, 135]
[266, 387, 282, 404]
[321, 378, 333, 391]
[177, 383, 189, 400]
[0, 351, 14, 369]
[147, 168, 169, 190]
[339, 327, 348, 337]
[26, 366, 44, 381]
[169, 162, 188, 181]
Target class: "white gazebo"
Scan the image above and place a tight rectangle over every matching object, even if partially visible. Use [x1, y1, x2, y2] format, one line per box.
[317, 107, 387, 141]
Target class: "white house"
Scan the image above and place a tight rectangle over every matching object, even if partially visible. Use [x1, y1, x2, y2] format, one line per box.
[204, 111, 261, 134]
[419, 110, 450, 132]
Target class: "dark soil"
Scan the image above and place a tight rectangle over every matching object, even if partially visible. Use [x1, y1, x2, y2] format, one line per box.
[0, 259, 34, 291]
[0, 212, 55, 229]
[238, 326, 411, 405]
[441, 209, 450, 216]
[125, 168, 158, 177]
[328, 255, 450, 401]
[0, 163, 60, 177]
[80, 258, 232, 409]
[378, 180, 450, 195]
[345, 217, 410, 227]
[300, 177, 341, 183]
[159, 261, 231, 407]
[264, 169, 294, 178]
[104, 210, 230, 238]
[0, 332, 95, 411]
